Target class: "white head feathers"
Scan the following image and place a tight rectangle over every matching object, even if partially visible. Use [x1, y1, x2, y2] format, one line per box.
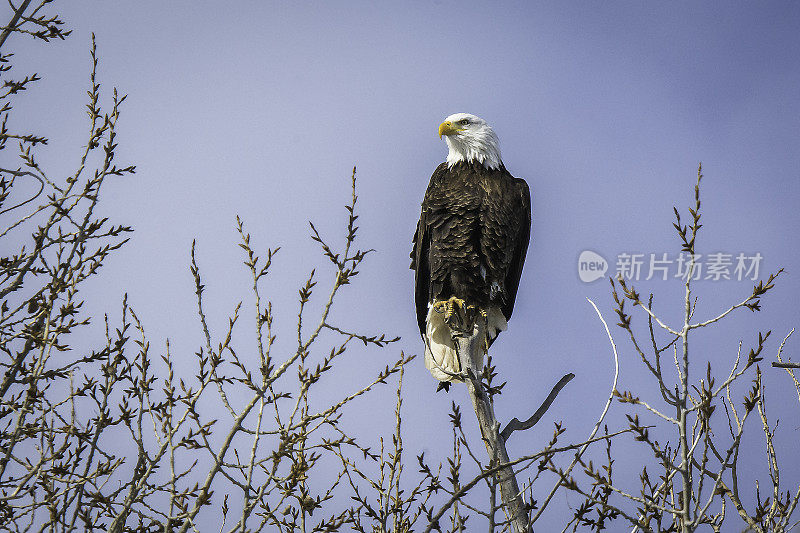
[438, 113, 502, 170]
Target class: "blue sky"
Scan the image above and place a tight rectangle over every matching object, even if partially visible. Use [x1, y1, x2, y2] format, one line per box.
[9, 1, 800, 528]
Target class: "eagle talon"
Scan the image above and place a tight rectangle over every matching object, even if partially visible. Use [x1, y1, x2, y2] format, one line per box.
[438, 296, 486, 337]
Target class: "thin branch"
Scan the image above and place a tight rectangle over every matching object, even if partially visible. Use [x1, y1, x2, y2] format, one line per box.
[771, 362, 800, 369]
[0, 0, 32, 49]
[531, 298, 620, 523]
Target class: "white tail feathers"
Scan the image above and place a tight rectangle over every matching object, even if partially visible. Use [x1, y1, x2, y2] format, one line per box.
[423, 302, 507, 382]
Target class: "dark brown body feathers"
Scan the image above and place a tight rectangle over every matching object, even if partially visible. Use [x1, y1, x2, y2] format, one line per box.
[410, 161, 531, 337]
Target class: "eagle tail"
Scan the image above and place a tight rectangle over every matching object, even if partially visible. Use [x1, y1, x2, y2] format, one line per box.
[423, 302, 507, 383]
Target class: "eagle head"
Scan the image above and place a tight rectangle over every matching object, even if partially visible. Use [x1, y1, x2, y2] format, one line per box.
[438, 113, 502, 170]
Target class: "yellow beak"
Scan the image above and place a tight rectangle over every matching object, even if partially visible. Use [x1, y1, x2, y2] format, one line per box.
[438, 121, 461, 139]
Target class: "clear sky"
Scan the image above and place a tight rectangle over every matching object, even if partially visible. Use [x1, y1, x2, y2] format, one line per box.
[9, 1, 800, 529]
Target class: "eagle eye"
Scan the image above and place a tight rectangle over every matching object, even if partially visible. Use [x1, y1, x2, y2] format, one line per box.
[459, 119, 469, 125]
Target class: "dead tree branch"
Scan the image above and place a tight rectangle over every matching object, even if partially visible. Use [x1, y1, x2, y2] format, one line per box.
[451, 318, 530, 533]
[501, 372, 575, 442]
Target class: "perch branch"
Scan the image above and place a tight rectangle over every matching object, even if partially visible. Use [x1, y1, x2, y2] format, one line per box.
[451, 318, 531, 533]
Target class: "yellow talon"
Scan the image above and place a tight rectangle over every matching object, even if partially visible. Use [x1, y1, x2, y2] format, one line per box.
[433, 297, 489, 336]
[444, 299, 454, 322]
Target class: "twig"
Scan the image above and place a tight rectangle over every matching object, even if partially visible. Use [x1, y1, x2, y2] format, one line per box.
[0, 0, 32, 49]
[771, 362, 800, 369]
[0, 168, 45, 215]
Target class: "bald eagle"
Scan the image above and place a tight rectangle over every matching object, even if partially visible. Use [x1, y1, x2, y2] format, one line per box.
[410, 113, 531, 389]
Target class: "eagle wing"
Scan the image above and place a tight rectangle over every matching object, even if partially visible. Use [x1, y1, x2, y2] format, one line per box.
[411, 163, 449, 337]
[410, 207, 431, 337]
[501, 176, 531, 321]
